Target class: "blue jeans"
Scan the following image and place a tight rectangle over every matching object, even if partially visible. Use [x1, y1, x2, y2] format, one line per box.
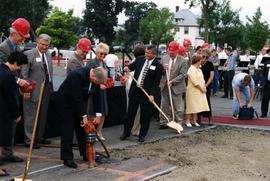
[212, 69, 219, 95]
[233, 86, 250, 114]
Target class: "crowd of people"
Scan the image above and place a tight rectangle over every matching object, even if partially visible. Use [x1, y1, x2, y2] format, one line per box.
[0, 17, 270, 175]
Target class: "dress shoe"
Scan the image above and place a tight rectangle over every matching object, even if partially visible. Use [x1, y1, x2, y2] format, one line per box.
[261, 114, 267, 118]
[2, 155, 24, 162]
[25, 143, 40, 149]
[185, 122, 192, 127]
[159, 125, 168, 129]
[64, 160, 77, 169]
[97, 134, 105, 141]
[221, 95, 228, 98]
[120, 133, 130, 140]
[38, 139, 51, 144]
[193, 122, 200, 127]
[138, 137, 145, 143]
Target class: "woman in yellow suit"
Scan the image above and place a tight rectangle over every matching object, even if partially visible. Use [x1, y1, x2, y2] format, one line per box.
[185, 54, 209, 127]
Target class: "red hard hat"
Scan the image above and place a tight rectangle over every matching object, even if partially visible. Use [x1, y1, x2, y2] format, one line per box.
[201, 42, 210, 49]
[183, 39, 192, 47]
[20, 80, 36, 93]
[168, 41, 179, 53]
[77, 38, 91, 52]
[11, 18, 31, 39]
[178, 45, 186, 56]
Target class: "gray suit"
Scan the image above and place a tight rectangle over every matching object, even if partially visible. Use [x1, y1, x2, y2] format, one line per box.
[0, 38, 14, 63]
[21, 48, 53, 143]
[160, 55, 188, 124]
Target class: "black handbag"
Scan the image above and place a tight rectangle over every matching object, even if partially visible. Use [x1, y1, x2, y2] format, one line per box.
[238, 105, 258, 120]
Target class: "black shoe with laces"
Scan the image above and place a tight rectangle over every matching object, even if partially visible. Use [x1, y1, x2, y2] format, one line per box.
[138, 136, 145, 143]
[120, 133, 130, 140]
[64, 160, 77, 168]
[3, 155, 24, 162]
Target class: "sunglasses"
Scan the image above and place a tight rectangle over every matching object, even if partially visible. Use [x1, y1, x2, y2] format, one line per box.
[99, 52, 108, 56]
[202, 55, 209, 59]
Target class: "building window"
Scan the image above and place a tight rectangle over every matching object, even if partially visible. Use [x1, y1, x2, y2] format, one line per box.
[175, 27, 180, 32]
[184, 26, 189, 34]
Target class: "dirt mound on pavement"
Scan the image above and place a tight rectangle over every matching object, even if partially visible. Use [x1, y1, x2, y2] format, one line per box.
[110, 126, 270, 181]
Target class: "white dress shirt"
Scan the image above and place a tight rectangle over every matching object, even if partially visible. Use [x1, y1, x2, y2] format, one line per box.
[38, 51, 51, 82]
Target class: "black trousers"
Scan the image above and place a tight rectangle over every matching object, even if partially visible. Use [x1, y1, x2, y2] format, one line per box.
[123, 89, 153, 138]
[224, 70, 234, 98]
[261, 80, 270, 116]
[56, 101, 86, 161]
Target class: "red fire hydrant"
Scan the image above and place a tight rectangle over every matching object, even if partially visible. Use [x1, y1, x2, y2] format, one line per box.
[83, 117, 100, 168]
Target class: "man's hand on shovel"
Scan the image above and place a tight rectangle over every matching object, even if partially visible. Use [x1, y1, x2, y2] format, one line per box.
[148, 95, 154, 103]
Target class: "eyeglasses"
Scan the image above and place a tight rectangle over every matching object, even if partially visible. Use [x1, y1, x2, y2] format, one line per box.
[99, 52, 108, 56]
[202, 55, 209, 59]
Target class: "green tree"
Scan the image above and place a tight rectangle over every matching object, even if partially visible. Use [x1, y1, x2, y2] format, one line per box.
[37, 8, 79, 65]
[185, 0, 216, 42]
[0, 0, 51, 39]
[139, 8, 175, 54]
[198, 0, 244, 48]
[83, 0, 125, 45]
[123, 1, 157, 46]
[245, 7, 270, 51]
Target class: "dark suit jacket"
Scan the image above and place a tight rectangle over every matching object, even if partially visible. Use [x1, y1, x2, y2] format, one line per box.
[128, 56, 162, 98]
[56, 67, 91, 118]
[0, 63, 20, 145]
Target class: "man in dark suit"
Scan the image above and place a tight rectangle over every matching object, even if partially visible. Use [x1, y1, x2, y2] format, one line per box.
[0, 18, 30, 164]
[0, 51, 28, 172]
[120, 45, 163, 142]
[261, 62, 270, 117]
[21, 34, 53, 148]
[55, 66, 107, 168]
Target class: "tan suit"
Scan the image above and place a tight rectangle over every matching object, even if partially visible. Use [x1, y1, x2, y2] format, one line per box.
[160, 55, 188, 124]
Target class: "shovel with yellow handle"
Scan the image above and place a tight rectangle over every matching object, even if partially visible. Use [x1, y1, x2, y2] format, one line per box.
[15, 82, 45, 181]
[128, 72, 183, 133]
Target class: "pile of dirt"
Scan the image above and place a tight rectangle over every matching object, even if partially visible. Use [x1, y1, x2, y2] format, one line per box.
[110, 126, 270, 181]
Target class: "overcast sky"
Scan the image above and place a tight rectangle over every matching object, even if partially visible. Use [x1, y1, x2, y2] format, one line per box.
[50, 0, 270, 24]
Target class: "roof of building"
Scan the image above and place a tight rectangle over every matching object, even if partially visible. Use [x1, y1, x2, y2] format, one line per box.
[174, 9, 199, 26]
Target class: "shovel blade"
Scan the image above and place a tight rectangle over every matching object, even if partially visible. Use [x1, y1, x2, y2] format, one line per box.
[14, 177, 32, 181]
[167, 121, 183, 134]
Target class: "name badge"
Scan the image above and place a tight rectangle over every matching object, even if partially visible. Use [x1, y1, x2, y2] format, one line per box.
[36, 58, 42, 62]
[150, 65, 156, 70]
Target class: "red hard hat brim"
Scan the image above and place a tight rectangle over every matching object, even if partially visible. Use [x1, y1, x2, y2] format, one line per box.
[19, 32, 30, 39]
[82, 48, 91, 52]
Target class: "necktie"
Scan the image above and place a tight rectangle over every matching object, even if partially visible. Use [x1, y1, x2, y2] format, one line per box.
[169, 59, 175, 80]
[140, 61, 149, 87]
[42, 53, 50, 83]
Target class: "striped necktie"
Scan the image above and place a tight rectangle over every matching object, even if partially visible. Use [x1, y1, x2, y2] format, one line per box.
[140, 61, 150, 87]
[169, 59, 175, 80]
